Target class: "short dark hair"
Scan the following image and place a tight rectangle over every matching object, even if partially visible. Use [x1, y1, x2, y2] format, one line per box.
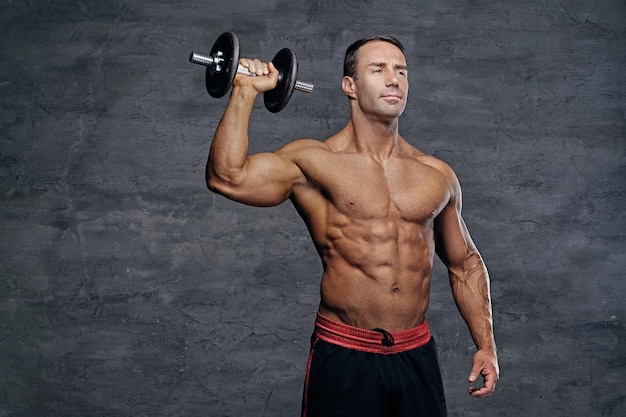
[343, 35, 407, 78]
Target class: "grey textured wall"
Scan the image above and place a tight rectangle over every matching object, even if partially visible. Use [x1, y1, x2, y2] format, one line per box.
[1, 1, 624, 416]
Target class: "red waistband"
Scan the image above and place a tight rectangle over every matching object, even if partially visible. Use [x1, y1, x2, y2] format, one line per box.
[314, 312, 431, 354]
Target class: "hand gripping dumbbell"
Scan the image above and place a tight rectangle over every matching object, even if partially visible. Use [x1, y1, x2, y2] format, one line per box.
[189, 32, 313, 113]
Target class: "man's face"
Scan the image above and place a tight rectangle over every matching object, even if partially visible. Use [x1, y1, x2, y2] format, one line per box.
[346, 41, 409, 120]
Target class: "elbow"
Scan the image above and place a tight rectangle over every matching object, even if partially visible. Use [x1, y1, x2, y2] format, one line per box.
[205, 175, 220, 193]
[205, 164, 217, 191]
[204, 159, 222, 192]
[205, 163, 242, 196]
[205, 168, 229, 195]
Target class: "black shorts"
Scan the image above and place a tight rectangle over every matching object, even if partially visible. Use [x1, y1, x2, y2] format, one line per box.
[301, 313, 447, 417]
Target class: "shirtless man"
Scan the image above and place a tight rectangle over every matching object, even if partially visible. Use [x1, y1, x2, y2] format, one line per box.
[205, 35, 499, 416]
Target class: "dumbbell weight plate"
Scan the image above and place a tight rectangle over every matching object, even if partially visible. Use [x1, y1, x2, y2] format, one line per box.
[264, 48, 298, 113]
[206, 32, 240, 98]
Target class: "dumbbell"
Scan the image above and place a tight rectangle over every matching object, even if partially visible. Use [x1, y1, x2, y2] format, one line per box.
[189, 32, 313, 113]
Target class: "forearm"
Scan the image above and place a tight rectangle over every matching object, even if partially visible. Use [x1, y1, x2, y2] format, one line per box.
[207, 85, 258, 188]
[449, 251, 497, 353]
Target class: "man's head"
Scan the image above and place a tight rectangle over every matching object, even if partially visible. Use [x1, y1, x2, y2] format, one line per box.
[343, 36, 407, 79]
[342, 36, 409, 120]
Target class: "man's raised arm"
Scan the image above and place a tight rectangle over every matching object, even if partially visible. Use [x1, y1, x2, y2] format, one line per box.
[206, 59, 302, 207]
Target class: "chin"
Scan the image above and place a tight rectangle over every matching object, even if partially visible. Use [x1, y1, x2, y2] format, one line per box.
[382, 107, 406, 119]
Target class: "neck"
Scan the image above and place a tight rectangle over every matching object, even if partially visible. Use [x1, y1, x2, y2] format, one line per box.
[347, 109, 401, 161]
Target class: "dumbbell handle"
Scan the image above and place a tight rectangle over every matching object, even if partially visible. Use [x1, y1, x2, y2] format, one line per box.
[189, 52, 313, 94]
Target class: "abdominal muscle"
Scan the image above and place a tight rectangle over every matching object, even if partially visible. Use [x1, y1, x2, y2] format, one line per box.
[316, 216, 436, 332]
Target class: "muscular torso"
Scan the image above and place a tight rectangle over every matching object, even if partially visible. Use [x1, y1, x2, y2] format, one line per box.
[281, 133, 451, 331]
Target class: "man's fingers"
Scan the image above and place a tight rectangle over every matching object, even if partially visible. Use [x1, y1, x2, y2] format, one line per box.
[467, 362, 482, 383]
[468, 366, 497, 397]
[468, 385, 491, 398]
[467, 349, 499, 398]
[235, 59, 279, 93]
[243, 59, 277, 77]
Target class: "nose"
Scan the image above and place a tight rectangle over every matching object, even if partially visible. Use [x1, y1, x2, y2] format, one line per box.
[386, 71, 399, 87]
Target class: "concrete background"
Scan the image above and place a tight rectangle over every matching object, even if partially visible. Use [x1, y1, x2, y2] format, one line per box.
[1, 0, 624, 416]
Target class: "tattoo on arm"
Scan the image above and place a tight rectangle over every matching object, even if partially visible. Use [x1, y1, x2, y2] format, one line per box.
[450, 250, 491, 312]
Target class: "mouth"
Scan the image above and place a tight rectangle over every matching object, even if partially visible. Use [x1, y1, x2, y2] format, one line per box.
[381, 94, 403, 102]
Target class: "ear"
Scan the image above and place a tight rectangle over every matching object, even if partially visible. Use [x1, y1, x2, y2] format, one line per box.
[342, 76, 357, 99]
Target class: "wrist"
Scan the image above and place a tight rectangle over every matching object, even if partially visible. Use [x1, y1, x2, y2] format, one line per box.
[231, 83, 260, 100]
[476, 342, 497, 355]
